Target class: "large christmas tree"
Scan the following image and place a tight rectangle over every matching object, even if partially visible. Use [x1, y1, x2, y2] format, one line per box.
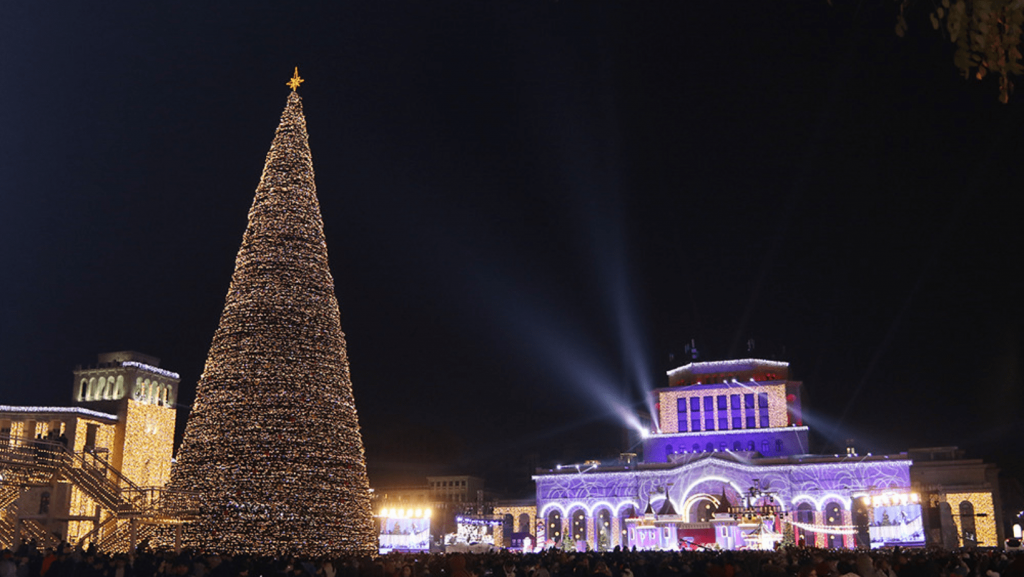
[169, 73, 376, 556]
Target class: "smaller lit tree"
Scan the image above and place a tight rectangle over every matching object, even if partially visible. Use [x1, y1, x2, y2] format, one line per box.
[782, 519, 796, 547]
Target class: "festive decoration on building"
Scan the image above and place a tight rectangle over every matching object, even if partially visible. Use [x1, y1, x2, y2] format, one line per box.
[168, 76, 376, 555]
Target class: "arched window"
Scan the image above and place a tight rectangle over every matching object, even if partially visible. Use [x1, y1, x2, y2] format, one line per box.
[796, 503, 815, 547]
[747, 440, 755, 451]
[547, 510, 562, 543]
[825, 502, 844, 548]
[619, 506, 634, 546]
[733, 441, 742, 451]
[761, 440, 770, 454]
[596, 509, 612, 551]
[79, 379, 88, 401]
[959, 500, 977, 547]
[776, 439, 784, 454]
[518, 513, 531, 533]
[693, 498, 716, 522]
[693, 443, 700, 452]
[571, 509, 587, 544]
[503, 513, 514, 545]
[706, 442, 714, 452]
[114, 375, 125, 399]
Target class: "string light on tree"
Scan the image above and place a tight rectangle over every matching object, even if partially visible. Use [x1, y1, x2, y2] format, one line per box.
[167, 70, 376, 556]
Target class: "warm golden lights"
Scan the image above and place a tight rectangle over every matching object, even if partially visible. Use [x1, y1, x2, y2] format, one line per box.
[167, 89, 375, 556]
[287, 67, 304, 91]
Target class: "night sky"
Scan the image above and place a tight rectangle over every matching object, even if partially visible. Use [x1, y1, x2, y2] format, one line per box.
[2, 2, 1021, 496]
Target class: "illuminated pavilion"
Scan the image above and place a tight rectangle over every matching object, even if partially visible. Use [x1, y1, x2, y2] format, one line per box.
[533, 358, 1002, 551]
[0, 351, 191, 551]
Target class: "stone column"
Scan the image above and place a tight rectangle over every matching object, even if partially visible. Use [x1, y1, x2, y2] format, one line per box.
[587, 515, 596, 551]
[814, 511, 827, 548]
[842, 509, 853, 549]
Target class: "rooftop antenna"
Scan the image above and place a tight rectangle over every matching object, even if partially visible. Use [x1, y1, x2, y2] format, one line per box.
[685, 339, 699, 361]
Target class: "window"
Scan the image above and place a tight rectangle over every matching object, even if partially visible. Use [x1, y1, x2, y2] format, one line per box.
[733, 441, 742, 451]
[747, 441, 755, 451]
[758, 392, 770, 427]
[796, 503, 815, 546]
[705, 442, 714, 452]
[761, 440, 770, 454]
[745, 393, 756, 427]
[731, 394, 742, 428]
[704, 397, 714, 431]
[825, 502, 844, 548]
[693, 443, 700, 452]
[717, 395, 728, 429]
[776, 439, 784, 454]
[85, 424, 98, 450]
[719, 443, 727, 452]
[690, 397, 701, 431]
[959, 501, 977, 546]
[677, 398, 688, 432]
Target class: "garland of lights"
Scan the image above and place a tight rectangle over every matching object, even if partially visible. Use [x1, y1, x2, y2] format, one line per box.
[120, 361, 181, 379]
[455, 515, 504, 526]
[166, 80, 376, 556]
[0, 405, 118, 420]
[788, 520, 859, 535]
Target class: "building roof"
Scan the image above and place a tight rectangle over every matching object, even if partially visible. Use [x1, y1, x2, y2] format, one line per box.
[667, 359, 789, 378]
[715, 488, 732, 514]
[0, 405, 118, 422]
[654, 380, 787, 393]
[533, 449, 913, 477]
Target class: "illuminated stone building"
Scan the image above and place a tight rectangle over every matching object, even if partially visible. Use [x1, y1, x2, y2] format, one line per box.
[0, 351, 180, 549]
[533, 358, 1002, 551]
[907, 446, 1003, 549]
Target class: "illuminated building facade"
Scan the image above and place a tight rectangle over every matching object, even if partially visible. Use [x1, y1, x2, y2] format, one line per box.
[534, 358, 1001, 551]
[646, 359, 807, 460]
[428, 475, 485, 504]
[0, 351, 179, 549]
[373, 475, 495, 552]
[907, 446, 1004, 548]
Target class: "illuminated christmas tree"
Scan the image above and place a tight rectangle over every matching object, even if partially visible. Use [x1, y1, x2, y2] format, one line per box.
[169, 71, 376, 556]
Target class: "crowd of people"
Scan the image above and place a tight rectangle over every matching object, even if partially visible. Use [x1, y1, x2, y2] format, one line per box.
[1, 542, 1023, 577]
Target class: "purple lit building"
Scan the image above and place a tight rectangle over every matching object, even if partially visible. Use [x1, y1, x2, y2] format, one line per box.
[533, 359, 931, 551]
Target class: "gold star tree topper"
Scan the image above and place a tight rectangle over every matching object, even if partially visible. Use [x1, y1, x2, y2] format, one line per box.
[287, 67, 304, 91]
